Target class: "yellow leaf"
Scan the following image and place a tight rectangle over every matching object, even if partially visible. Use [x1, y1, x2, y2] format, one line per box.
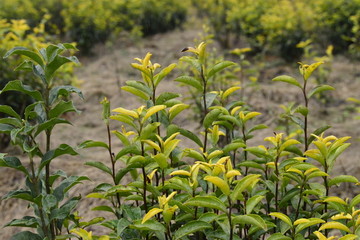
[230, 106, 242, 116]
[269, 212, 292, 227]
[112, 107, 138, 118]
[142, 105, 167, 123]
[287, 168, 303, 176]
[164, 132, 180, 146]
[222, 86, 241, 100]
[331, 213, 352, 220]
[294, 218, 310, 225]
[142, 140, 161, 152]
[313, 231, 329, 240]
[338, 234, 358, 240]
[226, 170, 241, 179]
[142, 208, 163, 224]
[304, 167, 320, 176]
[147, 169, 157, 181]
[204, 176, 230, 196]
[243, 112, 261, 122]
[279, 139, 301, 152]
[323, 196, 347, 205]
[170, 170, 191, 177]
[207, 150, 223, 160]
[319, 222, 351, 233]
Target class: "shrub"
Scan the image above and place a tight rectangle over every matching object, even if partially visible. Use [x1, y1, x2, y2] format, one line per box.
[2, 41, 360, 240]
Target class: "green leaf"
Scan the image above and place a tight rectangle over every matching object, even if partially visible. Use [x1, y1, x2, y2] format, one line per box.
[231, 174, 261, 202]
[207, 61, 236, 79]
[49, 100, 79, 118]
[233, 214, 267, 230]
[174, 220, 212, 240]
[2, 189, 34, 202]
[154, 63, 176, 87]
[39, 144, 78, 171]
[168, 103, 189, 121]
[85, 161, 112, 175]
[308, 125, 331, 145]
[0, 80, 42, 101]
[267, 233, 292, 240]
[79, 140, 109, 149]
[53, 176, 89, 201]
[0, 105, 21, 120]
[131, 219, 166, 232]
[115, 145, 141, 160]
[223, 141, 246, 153]
[167, 124, 203, 147]
[246, 195, 264, 214]
[0, 156, 28, 175]
[45, 55, 79, 81]
[5, 216, 37, 228]
[295, 218, 325, 233]
[139, 122, 161, 140]
[156, 92, 181, 105]
[92, 206, 114, 213]
[308, 85, 335, 99]
[4, 47, 44, 67]
[10, 231, 42, 240]
[175, 75, 203, 91]
[350, 194, 360, 208]
[204, 92, 218, 109]
[272, 75, 301, 88]
[203, 109, 222, 129]
[49, 86, 84, 105]
[117, 218, 131, 237]
[185, 196, 227, 212]
[179, 56, 201, 74]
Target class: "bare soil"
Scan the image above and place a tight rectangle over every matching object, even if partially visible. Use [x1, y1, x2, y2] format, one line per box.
[1, 25, 360, 238]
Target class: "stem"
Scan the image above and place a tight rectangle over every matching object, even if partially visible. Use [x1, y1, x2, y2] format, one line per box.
[295, 181, 305, 219]
[142, 166, 148, 213]
[201, 65, 208, 153]
[107, 124, 121, 211]
[302, 78, 309, 152]
[227, 197, 233, 240]
[275, 153, 280, 212]
[242, 123, 248, 175]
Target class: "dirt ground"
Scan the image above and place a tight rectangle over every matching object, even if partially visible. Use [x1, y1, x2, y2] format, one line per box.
[1, 25, 360, 238]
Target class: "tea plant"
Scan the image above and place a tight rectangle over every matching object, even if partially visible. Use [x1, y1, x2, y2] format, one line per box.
[2, 41, 360, 240]
[0, 44, 88, 240]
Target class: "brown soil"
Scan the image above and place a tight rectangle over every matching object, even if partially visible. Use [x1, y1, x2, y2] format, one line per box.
[1, 25, 360, 238]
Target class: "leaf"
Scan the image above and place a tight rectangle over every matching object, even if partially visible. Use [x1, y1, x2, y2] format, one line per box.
[142, 105, 167, 123]
[124, 80, 151, 95]
[233, 214, 267, 230]
[117, 218, 131, 237]
[0, 105, 21, 120]
[91, 206, 114, 213]
[279, 139, 301, 153]
[308, 85, 335, 99]
[323, 196, 347, 205]
[207, 61, 236, 79]
[39, 144, 78, 171]
[272, 75, 301, 88]
[231, 174, 261, 202]
[267, 233, 292, 240]
[4, 47, 44, 67]
[302, 62, 324, 81]
[85, 161, 112, 175]
[121, 86, 150, 100]
[295, 218, 325, 233]
[174, 220, 212, 240]
[131, 219, 166, 232]
[204, 92, 218, 109]
[154, 63, 176, 86]
[5, 216, 37, 228]
[169, 103, 189, 121]
[78, 140, 109, 149]
[175, 76, 203, 91]
[223, 141, 246, 153]
[2, 189, 34, 202]
[319, 222, 351, 233]
[338, 234, 358, 240]
[203, 109, 222, 129]
[49, 86, 83, 105]
[142, 208, 163, 224]
[9, 231, 42, 240]
[49, 100, 79, 118]
[185, 196, 227, 212]
[167, 124, 203, 147]
[0, 80, 42, 101]
[45, 55, 79, 81]
[269, 212, 292, 227]
[115, 145, 141, 160]
[112, 107, 138, 118]
[204, 176, 230, 196]
[246, 195, 264, 214]
[156, 92, 181, 106]
[0, 156, 28, 175]
[222, 86, 241, 100]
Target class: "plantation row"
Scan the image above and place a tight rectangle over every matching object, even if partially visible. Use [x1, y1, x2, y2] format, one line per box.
[1, 42, 360, 240]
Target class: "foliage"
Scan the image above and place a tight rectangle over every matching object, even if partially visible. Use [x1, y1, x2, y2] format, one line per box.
[0, 0, 189, 53]
[0, 43, 87, 239]
[0, 19, 78, 148]
[2, 41, 360, 240]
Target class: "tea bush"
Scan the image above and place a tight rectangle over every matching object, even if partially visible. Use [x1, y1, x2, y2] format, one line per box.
[0, 0, 189, 53]
[195, 0, 360, 60]
[1, 42, 360, 240]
